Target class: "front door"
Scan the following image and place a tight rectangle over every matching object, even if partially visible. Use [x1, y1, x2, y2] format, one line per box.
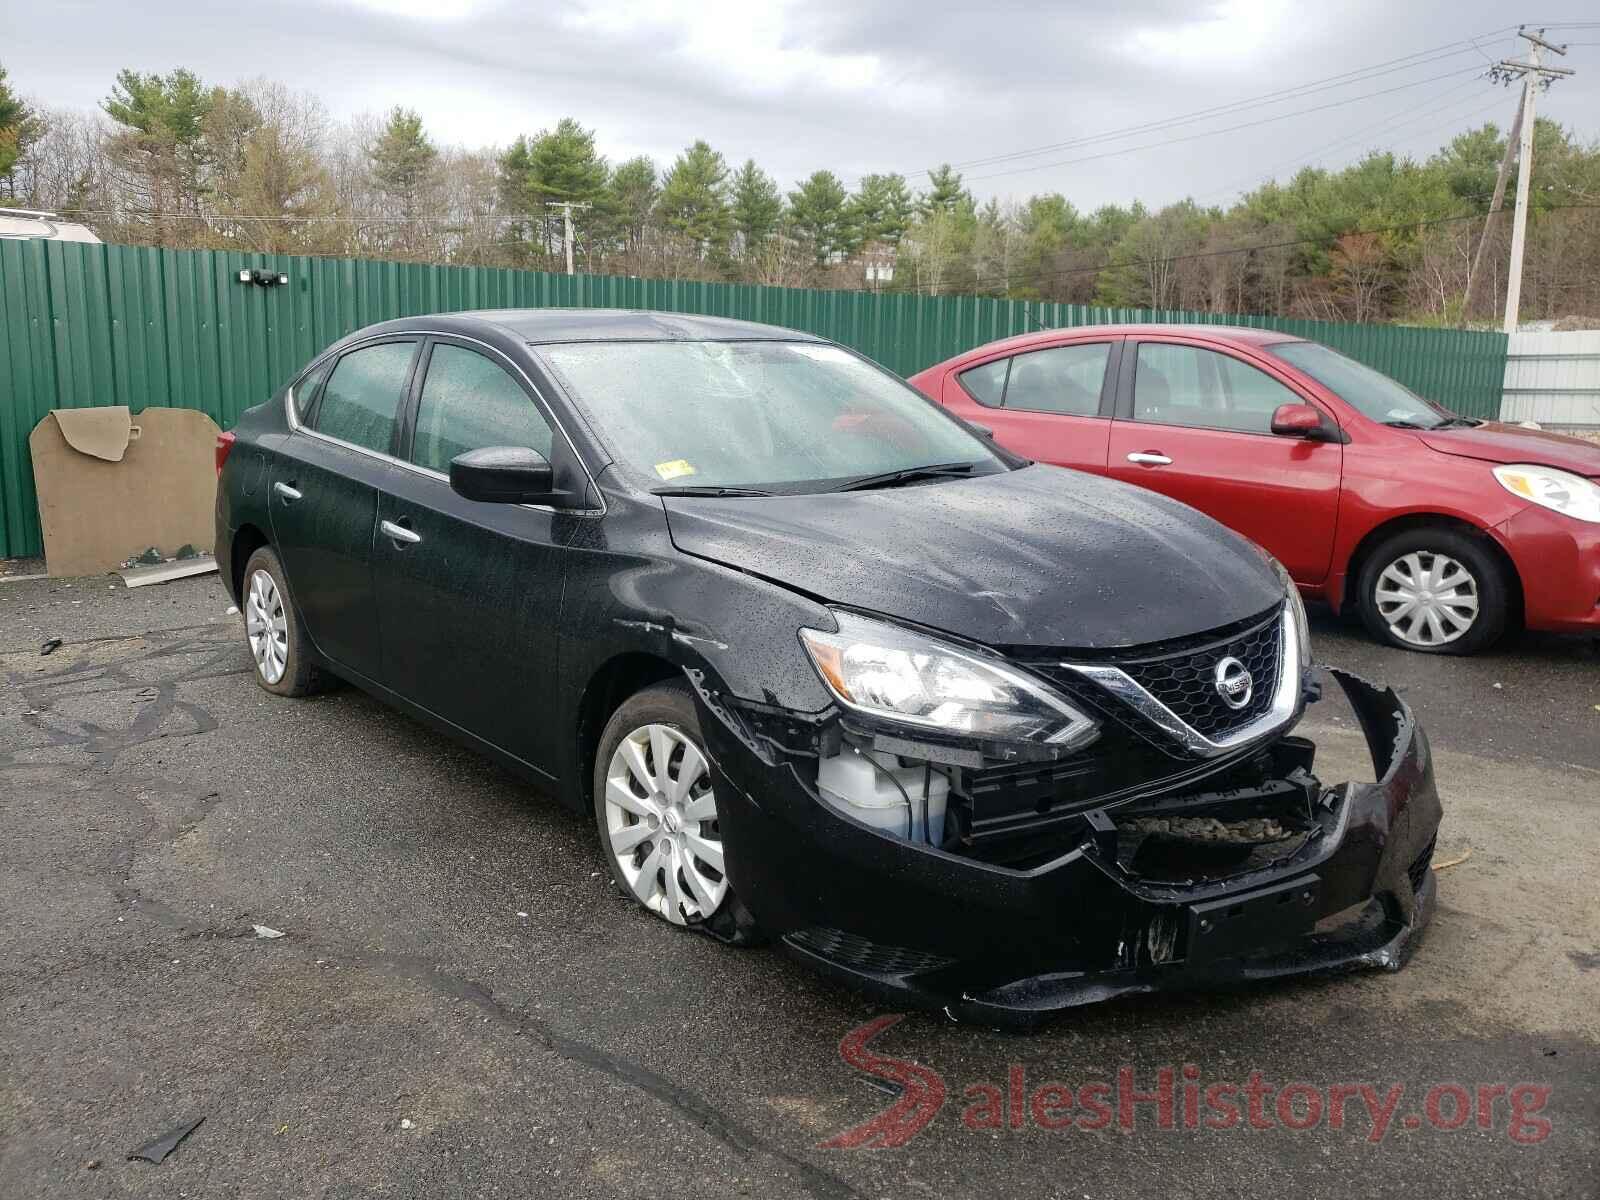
[269, 338, 418, 680]
[1104, 338, 1343, 584]
[372, 338, 574, 778]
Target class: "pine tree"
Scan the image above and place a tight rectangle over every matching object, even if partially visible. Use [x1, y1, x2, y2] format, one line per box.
[922, 163, 969, 216]
[102, 68, 216, 241]
[603, 155, 658, 257]
[731, 159, 782, 256]
[0, 63, 43, 196]
[787, 170, 848, 262]
[847, 173, 914, 247]
[658, 140, 731, 250]
[368, 106, 439, 222]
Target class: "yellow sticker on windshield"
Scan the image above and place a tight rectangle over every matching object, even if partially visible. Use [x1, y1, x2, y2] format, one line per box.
[654, 459, 697, 480]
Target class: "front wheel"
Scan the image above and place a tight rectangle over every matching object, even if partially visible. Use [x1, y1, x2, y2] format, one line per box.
[1356, 529, 1510, 655]
[592, 681, 760, 943]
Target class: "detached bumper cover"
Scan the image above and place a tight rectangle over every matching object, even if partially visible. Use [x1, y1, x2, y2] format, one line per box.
[697, 668, 1441, 1025]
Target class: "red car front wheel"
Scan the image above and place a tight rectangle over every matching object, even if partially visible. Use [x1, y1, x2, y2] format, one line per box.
[1357, 529, 1510, 655]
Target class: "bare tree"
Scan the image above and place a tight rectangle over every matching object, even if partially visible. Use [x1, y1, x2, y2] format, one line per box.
[1326, 233, 1391, 322]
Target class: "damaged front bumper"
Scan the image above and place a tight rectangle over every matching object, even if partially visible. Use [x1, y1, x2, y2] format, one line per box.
[695, 668, 1441, 1026]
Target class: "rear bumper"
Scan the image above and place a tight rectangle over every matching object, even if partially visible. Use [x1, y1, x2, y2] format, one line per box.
[699, 669, 1441, 1026]
[1495, 505, 1600, 634]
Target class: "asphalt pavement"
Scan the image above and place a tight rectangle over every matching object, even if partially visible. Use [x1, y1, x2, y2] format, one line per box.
[2, 573, 1596, 1198]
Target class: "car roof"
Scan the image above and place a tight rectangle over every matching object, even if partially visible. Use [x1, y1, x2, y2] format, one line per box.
[432, 308, 825, 345]
[939, 323, 1301, 367]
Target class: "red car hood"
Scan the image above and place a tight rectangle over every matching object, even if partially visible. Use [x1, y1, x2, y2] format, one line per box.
[1419, 422, 1600, 476]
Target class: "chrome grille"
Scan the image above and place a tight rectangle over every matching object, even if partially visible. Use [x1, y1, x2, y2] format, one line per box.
[1029, 606, 1286, 748]
[1117, 612, 1282, 738]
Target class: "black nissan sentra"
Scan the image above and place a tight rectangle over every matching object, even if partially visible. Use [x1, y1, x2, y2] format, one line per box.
[216, 309, 1441, 1023]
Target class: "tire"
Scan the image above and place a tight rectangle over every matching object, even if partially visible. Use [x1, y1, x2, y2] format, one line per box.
[240, 546, 325, 696]
[1356, 528, 1510, 655]
[592, 680, 761, 944]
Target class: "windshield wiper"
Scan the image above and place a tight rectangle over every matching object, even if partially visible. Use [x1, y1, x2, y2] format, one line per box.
[834, 462, 979, 492]
[1382, 420, 1428, 430]
[1433, 416, 1480, 429]
[652, 484, 773, 497]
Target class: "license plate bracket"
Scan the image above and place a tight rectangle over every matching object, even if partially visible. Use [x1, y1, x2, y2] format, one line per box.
[1184, 873, 1320, 965]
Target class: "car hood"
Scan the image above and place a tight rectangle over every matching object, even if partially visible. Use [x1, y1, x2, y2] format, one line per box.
[661, 464, 1283, 650]
[1418, 422, 1600, 476]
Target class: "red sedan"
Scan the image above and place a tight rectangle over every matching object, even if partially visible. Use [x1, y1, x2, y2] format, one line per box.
[909, 325, 1600, 654]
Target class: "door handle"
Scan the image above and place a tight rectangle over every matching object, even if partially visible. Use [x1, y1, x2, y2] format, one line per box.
[273, 481, 303, 501]
[380, 519, 421, 546]
[1125, 452, 1172, 467]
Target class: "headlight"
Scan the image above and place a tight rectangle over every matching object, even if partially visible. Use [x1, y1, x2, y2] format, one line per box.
[1493, 464, 1600, 524]
[799, 611, 1099, 749]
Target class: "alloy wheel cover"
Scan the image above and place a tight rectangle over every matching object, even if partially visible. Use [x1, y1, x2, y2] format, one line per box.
[603, 722, 728, 924]
[245, 569, 290, 683]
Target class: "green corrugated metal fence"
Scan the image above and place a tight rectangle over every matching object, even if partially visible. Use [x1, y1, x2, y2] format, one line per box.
[0, 238, 1510, 560]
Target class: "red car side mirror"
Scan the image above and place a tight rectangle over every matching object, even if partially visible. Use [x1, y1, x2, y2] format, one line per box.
[1270, 403, 1327, 439]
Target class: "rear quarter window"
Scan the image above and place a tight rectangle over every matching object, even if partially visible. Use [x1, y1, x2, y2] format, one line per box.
[290, 358, 332, 424]
[958, 358, 1008, 407]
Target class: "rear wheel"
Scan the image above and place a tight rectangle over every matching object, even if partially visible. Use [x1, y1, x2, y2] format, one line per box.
[241, 546, 324, 695]
[592, 681, 760, 942]
[1356, 529, 1509, 655]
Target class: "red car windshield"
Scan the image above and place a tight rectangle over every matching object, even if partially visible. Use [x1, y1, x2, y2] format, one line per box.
[1271, 341, 1458, 430]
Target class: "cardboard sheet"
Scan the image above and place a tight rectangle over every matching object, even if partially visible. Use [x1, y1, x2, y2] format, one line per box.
[29, 407, 222, 578]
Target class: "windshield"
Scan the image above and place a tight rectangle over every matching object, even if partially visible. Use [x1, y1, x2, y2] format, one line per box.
[1270, 340, 1456, 429]
[537, 340, 1005, 494]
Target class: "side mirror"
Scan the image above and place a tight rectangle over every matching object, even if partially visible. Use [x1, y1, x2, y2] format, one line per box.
[449, 446, 558, 504]
[1270, 403, 1329, 439]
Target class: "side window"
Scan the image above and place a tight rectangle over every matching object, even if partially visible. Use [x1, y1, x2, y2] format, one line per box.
[315, 341, 415, 454]
[1003, 343, 1111, 416]
[1214, 354, 1303, 431]
[958, 358, 1008, 407]
[1132, 343, 1300, 434]
[291, 358, 332, 424]
[411, 343, 555, 474]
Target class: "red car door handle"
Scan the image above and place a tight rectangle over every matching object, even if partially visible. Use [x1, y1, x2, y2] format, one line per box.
[1126, 452, 1172, 467]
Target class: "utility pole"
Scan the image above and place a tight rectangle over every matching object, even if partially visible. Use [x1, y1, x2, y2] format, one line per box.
[1486, 28, 1573, 334]
[549, 201, 592, 276]
[1460, 94, 1521, 321]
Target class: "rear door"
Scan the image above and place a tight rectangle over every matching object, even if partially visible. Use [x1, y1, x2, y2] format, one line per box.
[372, 337, 574, 777]
[939, 338, 1120, 473]
[1104, 337, 1343, 583]
[270, 338, 418, 680]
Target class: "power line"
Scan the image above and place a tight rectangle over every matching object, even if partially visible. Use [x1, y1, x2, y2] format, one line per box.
[860, 26, 1520, 187]
[1192, 80, 1498, 205]
[959, 64, 1492, 187]
[938, 36, 1512, 176]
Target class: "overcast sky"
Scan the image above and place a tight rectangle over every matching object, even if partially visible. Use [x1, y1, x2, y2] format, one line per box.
[6, 0, 1598, 210]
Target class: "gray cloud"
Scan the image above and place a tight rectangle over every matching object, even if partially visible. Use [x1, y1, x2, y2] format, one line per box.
[8, 0, 1597, 209]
